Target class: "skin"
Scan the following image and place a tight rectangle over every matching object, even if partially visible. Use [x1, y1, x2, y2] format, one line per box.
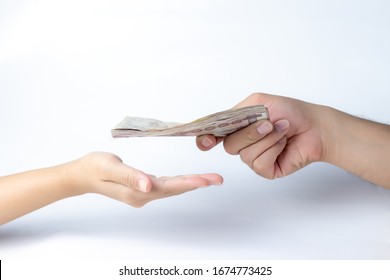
[0, 152, 223, 225]
[196, 93, 390, 189]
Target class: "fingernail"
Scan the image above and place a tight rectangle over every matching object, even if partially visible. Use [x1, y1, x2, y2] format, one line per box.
[200, 182, 223, 188]
[274, 119, 289, 132]
[137, 178, 148, 192]
[257, 122, 272, 134]
[201, 137, 213, 148]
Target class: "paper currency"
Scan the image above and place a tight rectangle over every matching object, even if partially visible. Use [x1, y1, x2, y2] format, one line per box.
[111, 105, 269, 138]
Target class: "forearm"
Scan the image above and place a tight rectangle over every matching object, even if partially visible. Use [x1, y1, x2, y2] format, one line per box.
[0, 164, 75, 225]
[321, 106, 390, 189]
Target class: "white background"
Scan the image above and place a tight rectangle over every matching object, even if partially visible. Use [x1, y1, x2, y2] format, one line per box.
[1, 0, 390, 260]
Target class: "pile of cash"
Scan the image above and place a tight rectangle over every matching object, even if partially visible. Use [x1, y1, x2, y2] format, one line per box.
[111, 105, 269, 137]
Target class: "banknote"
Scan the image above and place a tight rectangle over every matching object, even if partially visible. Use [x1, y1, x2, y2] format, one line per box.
[111, 105, 269, 138]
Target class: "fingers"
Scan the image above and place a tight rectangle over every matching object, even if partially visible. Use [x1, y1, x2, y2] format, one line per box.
[241, 137, 287, 179]
[223, 119, 289, 179]
[199, 173, 224, 185]
[223, 120, 272, 154]
[196, 93, 273, 152]
[93, 152, 223, 208]
[196, 117, 291, 179]
[102, 156, 152, 193]
[196, 135, 224, 151]
[224, 119, 289, 155]
[152, 173, 223, 195]
[106, 173, 223, 208]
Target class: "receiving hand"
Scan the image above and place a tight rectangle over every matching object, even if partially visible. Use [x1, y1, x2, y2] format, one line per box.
[66, 152, 224, 207]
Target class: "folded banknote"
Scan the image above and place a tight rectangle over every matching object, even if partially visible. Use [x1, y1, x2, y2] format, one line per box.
[111, 105, 269, 137]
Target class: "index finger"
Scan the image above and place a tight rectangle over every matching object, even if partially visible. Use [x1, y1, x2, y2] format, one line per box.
[151, 173, 224, 197]
[196, 135, 224, 151]
[232, 92, 271, 109]
[223, 120, 273, 155]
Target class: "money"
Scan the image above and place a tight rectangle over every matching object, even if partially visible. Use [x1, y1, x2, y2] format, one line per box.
[111, 105, 269, 138]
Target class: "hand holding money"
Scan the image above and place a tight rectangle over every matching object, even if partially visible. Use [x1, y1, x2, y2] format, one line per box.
[111, 105, 269, 137]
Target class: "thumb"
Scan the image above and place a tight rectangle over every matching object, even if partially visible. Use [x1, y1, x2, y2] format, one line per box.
[106, 161, 152, 193]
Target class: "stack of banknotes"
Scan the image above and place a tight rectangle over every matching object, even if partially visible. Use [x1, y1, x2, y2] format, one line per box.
[111, 105, 269, 138]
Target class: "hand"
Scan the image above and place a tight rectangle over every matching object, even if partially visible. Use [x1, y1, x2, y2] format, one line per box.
[196, 93, 326, 179]
[66, 152, 223, 207]
[0, 151, 223, 224]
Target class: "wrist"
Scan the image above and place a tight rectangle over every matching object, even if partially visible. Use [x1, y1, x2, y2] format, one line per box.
[316, 105, 343, 165]
[60, 159, 88, 197]
[318, 105, 368, 168]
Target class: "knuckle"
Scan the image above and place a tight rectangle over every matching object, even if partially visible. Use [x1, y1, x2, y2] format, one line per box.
[248, 92, 264, 104]
[91, 152, 121, 173]
[252, 160, 273, 179]
[223, 139, 237, 155]
[244, 127, 258, 142]
[252, 160, 264, 175]
[239, 149, 251, 163]
[124, 173, 138, 188]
